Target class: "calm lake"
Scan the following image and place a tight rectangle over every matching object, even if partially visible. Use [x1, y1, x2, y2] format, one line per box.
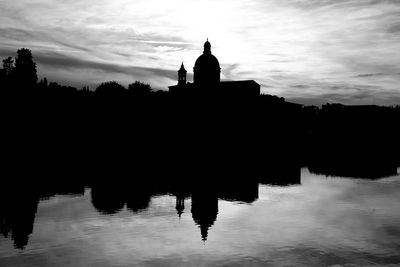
[1, 167, 400, 266]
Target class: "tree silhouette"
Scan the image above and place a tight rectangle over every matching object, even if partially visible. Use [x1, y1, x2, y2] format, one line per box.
[96, 81, 126, 94]
[128, 81, 152, 96]
[1, 57, 15, 88]
[14, 48, 37, 87]
[2, 57, 15, 76]
[95, 81, 126, 97]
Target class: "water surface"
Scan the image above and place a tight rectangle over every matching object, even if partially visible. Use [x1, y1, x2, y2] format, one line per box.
[1, 168, 400, 266]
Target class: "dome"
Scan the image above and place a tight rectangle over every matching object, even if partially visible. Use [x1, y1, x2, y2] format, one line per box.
[194, 53, 220, 70]
[193, 39, 221, 86]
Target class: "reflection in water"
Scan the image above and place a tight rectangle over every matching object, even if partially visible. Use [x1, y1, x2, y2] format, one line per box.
[309, 162, 399, 179]
[191, 186, 218, 241]
[0, 183, 85, 249]
[1, 164, 400, 266]
[91, 185, 126, 215]
[176, 196, 185, 219]
[0, 193, 38, 249]
[259, 163, 301, 186]
[0, 172, 280, 248]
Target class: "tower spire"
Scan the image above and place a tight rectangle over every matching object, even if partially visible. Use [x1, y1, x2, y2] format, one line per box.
[178, 62, 187, 86]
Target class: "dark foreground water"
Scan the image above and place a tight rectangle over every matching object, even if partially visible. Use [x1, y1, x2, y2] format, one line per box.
[1, 168, 400, 267]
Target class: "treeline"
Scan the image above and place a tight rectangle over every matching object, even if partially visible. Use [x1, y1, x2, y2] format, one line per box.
[1, 48, 399, 178]
[0, 48, 160, 97]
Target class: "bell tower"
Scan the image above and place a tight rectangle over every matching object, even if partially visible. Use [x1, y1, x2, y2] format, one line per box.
[178, 62, 187, 86]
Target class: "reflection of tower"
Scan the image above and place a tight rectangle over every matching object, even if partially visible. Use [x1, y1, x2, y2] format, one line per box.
[193, 39, 221, 87]
[172, 180, 191, 220]
[191, 189, 218, 241]
[176, 196, 185, 219]
[178, 63, 187, 86]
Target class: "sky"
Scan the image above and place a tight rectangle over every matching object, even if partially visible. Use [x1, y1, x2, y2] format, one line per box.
[0, 0, 400, 105]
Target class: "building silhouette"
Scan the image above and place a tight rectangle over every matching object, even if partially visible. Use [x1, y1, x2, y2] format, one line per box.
[169, 40, 260, 97]
[193, 39, 221, 87]
[191, 190, 218, 242]
[178, 63, 187, 86]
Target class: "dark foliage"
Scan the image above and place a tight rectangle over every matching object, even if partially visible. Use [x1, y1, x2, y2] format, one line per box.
[1, 48, 399, 179]
[128, 81, 152, 96]
[15, 48, 38, 87]
[95, 81, 126, 96]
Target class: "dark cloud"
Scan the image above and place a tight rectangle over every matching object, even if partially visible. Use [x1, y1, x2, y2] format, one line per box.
[125, 33, 196, 50]
[33, 51, 177, 83]
[0, 27, 91, 53]
[356, 73, 385, 78]
[283, 80, 400, 106]
[288, 0, 386, 9]
[388, 22, 400, 33]
[291, 84, 309, 89]
[0, 27, 37, 41]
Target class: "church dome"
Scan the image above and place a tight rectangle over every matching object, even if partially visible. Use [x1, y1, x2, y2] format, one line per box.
[193, 39, 221, 86]
[194, 53, 220, 71]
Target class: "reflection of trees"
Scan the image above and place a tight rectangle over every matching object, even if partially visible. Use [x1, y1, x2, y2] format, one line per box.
[90, 182, 155, 215]
[218, 179, 259, 203]
[259, 162, 301, 186]
[0, 184, 86, 250]
[0, 184, 84, 249]
[308, 162, 398, 179]
[11, 196, 39, 249]
[0, 194, 39, 249]
[91, 186, 126, 215]
[126, 185, 152, 213]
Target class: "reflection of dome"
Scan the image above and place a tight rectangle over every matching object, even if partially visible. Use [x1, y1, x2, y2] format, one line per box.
[193, 39, 221, 86]
[191, 192, 218, 241]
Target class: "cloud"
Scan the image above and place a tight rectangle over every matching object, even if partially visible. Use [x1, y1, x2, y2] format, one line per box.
[1, 0, 400, 104]
[35, 51, 175, 78]
[356, 73, 385, 78]
[221, 63, 240, 80]
[35, 51, 179, 89]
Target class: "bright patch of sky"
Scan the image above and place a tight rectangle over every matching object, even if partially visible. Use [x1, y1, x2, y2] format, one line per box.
[1, 0, 400, 105]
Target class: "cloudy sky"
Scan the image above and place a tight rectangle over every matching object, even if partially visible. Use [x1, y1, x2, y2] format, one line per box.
[1, 0, 400, 105]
